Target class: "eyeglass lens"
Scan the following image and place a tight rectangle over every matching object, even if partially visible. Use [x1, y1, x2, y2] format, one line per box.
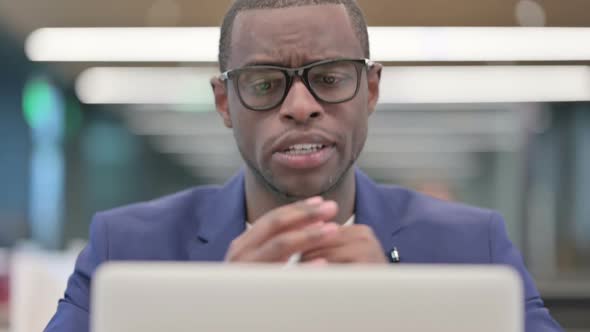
[236, 60, 360, 110]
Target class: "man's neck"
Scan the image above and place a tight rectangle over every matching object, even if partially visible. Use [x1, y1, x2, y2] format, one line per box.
[244, 169, 356, 226]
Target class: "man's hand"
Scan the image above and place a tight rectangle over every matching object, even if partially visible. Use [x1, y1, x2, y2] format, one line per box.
[225, 197, 340, 263]
[300, 225, 388, 264]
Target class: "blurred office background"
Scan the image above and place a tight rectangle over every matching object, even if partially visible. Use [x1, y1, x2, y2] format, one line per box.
[0, 0, 589, 331]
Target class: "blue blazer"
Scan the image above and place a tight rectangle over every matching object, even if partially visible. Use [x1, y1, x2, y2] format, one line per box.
[45, 169, 562, 332]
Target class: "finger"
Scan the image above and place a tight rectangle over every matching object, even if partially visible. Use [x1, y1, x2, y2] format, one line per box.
[227, 197, 325, 257]
[301, 225, 386, 264]
[301, 246, 356, 264]
[240, 198, 338, 250]
[248, 222, 339, 262]
[299, 223, 351, 256]
[306, 245, 387, 264]
[301, 258, 328, 266]
[303, 224, 373, 251]
[299, 226, 360, 262]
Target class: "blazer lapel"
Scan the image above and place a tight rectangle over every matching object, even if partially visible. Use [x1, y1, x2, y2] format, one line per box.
[189, 170, 247, 261]
[354, 168, 407, 254]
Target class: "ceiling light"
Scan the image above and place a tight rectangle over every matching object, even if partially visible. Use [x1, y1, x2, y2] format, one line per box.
[26, 27, 590, 62]
[75, 66, 590, 105]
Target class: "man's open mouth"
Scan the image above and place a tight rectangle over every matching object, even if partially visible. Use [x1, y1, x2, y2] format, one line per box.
[282, 143, 328, 155]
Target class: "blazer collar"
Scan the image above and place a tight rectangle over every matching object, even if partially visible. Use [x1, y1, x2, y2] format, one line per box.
[191, 170, 247, 261]
[192, 168, 405, 260]
[353, 168, 406, 250]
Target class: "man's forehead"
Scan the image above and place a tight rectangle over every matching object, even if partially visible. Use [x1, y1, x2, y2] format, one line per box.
[229, 4, 363, 68]
[232, 4, 349, 31]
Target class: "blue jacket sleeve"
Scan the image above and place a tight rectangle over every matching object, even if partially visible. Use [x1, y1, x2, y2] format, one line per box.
[44, 214, 108, 332]
[489, 212, 563, 332]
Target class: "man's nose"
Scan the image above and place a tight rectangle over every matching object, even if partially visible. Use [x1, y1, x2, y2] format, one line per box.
[278, 77, 324, 124]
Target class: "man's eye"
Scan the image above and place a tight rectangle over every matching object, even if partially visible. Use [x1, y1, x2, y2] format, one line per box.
[313, 74, 347, 86]
[247, 80, 274, 95]
[322, 76, 337, 84]
[255, 81, 272, 91]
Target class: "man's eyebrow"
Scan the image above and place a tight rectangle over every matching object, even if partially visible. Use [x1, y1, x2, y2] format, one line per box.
[241, 59, 289, 67]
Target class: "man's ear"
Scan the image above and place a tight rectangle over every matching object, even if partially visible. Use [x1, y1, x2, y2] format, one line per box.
[211, 76, 233, 128]
[367, 63, 382, 116]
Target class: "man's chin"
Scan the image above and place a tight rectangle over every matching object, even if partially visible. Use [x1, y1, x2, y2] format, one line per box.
[275, 187, 328, 201]
[271, 174, 340, 200]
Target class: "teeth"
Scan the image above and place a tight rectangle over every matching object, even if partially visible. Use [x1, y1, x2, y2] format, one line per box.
[284, 143, 325, 155]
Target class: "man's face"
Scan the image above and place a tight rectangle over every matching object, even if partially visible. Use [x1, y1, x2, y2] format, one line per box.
[213, 4, 381, 199]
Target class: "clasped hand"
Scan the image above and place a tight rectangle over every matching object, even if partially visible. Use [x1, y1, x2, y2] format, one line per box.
[224, 197, 387, 264]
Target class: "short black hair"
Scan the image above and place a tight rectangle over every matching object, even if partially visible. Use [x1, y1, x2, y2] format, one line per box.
[218, 0, 370, 72]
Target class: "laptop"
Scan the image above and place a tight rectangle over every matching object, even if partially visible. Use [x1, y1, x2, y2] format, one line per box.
[91, 263, 523, 332]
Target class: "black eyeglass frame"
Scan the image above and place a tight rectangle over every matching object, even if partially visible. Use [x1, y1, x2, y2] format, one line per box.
[219, 58, 375, 111]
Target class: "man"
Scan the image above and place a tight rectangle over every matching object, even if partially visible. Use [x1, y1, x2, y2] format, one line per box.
[45, 0, 563, 331]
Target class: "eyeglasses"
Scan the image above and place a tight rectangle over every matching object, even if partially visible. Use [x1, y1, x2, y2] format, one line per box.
[220, 58, 374, 111]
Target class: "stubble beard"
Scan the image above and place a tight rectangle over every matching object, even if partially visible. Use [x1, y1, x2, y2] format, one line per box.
[237, 143, 358, 204]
